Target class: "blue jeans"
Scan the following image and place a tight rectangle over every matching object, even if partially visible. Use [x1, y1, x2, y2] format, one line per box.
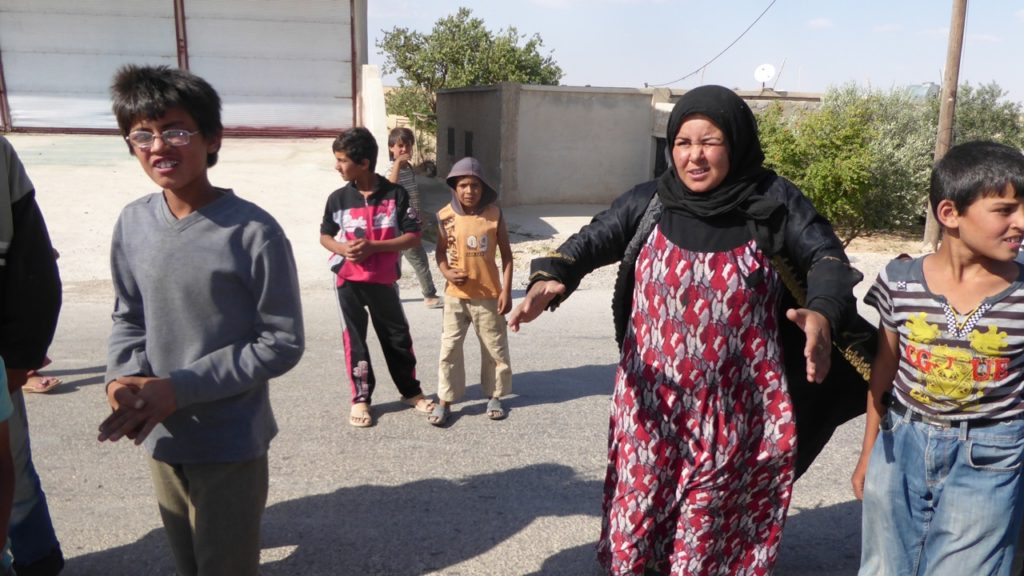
[860, 405, 1024, 576]
[8, 390, 64, 575]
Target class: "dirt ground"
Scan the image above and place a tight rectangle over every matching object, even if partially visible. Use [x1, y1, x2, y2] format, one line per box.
[845, 228, 929, 254]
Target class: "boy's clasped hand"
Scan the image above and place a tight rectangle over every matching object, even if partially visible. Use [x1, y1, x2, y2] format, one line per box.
[98, 376, 178, 444]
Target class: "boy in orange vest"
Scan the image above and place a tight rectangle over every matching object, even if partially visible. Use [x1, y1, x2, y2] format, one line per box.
[430, 158, 513, 426]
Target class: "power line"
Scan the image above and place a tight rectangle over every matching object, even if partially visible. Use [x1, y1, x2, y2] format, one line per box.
[645, 0, 779, 88]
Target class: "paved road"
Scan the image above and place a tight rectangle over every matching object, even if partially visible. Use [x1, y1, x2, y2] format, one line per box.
[28, 282, 866, 576]
[12, 133, 867, 575]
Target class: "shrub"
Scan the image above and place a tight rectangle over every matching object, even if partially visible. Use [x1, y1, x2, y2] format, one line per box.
[759, 84, 935, 244]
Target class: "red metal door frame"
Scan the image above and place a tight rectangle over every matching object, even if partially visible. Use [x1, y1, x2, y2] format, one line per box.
[0, 46, 11, 131]
[174, 0, 189, 70]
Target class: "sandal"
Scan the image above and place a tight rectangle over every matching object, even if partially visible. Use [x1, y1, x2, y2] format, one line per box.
[423, 296, 444, 309]
[23, 375, 62, 394]
[402, 395, 436, 414]
[349, 403, 373, 428]
[487, 397, 506, 420]
[427, 403, 449, 427]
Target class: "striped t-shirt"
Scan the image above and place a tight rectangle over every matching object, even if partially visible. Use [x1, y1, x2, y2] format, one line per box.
[865, 255, 1024, 420]
[385, 161, 421, 210]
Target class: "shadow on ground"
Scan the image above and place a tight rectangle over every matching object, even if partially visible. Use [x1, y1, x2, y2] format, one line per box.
[31, 364, 106, 393]
[506, 363, 616, 406]
[67, 464, 603, 575]
[775, 499, 861, 575]
[63, 359, 858, 575]
[369, 362, 616, 424]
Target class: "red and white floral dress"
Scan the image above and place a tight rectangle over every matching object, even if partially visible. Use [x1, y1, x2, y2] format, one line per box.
[597, 226, 798, 576]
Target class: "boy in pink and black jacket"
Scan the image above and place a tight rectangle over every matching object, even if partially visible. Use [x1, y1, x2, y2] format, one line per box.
[319, 127, 433, 427]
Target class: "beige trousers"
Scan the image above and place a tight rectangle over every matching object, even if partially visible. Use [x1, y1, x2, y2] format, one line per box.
[437, 295, 512, 402]
[148, 454, 269, 576]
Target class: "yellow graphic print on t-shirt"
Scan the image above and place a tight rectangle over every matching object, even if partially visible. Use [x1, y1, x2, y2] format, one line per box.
[903, 318, 1010, 407]
[914, 345, 974, 404]
[969, 324, 1009, 356]
[906, 312, 940, 344]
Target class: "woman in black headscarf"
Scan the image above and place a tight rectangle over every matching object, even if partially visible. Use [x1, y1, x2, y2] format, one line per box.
[509, 85, 872, 575]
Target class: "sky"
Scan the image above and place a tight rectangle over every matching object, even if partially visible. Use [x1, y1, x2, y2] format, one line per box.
[367, 0, 1024, 104]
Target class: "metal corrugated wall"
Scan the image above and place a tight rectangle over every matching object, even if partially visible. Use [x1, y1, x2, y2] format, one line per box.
[0, 0, 356, 133]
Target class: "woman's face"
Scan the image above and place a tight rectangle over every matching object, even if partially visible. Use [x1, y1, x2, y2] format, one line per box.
[672, 114, 730, 193]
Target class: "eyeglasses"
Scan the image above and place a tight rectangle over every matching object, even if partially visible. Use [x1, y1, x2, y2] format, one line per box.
[125, 129, 200, 149]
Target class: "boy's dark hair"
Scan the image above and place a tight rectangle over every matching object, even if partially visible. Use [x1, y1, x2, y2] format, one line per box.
[332, 127, 378, 171]
[387, 127, 415, 160]
[110, 64, 223, 167]
[931, 141, 1024, 220]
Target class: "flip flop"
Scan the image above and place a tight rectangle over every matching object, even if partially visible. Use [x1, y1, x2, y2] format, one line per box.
[428, 403, 449, 427]
[349, 404, 373, 428]
[23, 376, 62, 394]
[402, 395, 436, 414]
[487, 397, 506, 420]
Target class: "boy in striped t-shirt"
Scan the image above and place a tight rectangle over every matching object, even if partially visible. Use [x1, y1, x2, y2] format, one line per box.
[854, 141, 1024, 576]
[385, 127, 443, 309]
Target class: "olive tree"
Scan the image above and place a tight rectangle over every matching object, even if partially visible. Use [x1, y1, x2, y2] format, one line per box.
[760, 84, 940, 243]
[938, 82, 1024, 149]
[759, 93, 876, 244]
[377, 7, 563, 134]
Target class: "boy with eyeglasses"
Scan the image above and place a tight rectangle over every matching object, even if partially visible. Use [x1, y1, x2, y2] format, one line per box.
[99, 64, 304, 576]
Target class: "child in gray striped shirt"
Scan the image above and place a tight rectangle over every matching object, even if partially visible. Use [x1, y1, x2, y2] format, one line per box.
[386, 127, 443, 308]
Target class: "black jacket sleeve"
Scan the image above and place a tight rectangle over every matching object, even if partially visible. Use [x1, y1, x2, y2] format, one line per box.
[773, 178, 862, 333]
[0, 191, 62, 373]
[769, 178, 873, 478]
[528, 181, 656, 307]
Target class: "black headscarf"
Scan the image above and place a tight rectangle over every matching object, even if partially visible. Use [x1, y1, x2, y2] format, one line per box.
[657, 85, 786, 255]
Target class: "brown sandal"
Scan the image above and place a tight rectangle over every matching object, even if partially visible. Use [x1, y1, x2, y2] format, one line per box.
[24, 375, 62, 394]
[402, 395, 436, 414]
[349, 403, 373, 428]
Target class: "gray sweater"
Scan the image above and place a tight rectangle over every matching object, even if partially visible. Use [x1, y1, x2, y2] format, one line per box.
[106, 190, 304, 463]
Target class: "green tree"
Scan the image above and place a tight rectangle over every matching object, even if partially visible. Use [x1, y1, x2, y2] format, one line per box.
[760, 81, 1023, 243]
[934, 82, 1024, 149]
[759, 95, 875, 244]
[757, 102, 803, 181]
[760, 85, 941, 243]
[377, 7, 563, 134]
[796, 95, 876, 244]
[854, 85, 935, 229]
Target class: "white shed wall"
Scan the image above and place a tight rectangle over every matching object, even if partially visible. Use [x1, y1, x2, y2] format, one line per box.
[0, 0, 356, 131]
[186, 0, 353, 130]
[0, 1, 175, 128]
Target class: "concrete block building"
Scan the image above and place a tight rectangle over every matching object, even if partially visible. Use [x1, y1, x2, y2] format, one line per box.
[436, 83, 821, 206]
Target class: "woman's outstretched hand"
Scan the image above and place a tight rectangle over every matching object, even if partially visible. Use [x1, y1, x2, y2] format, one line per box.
[786, 308, 832, 383]
[508, 280, 566, 332]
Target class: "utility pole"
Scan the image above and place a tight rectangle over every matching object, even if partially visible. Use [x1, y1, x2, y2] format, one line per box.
[923, 0, 968, 249]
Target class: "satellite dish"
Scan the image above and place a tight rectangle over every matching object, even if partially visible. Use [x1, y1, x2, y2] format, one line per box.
[754, 63, 776, 86]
